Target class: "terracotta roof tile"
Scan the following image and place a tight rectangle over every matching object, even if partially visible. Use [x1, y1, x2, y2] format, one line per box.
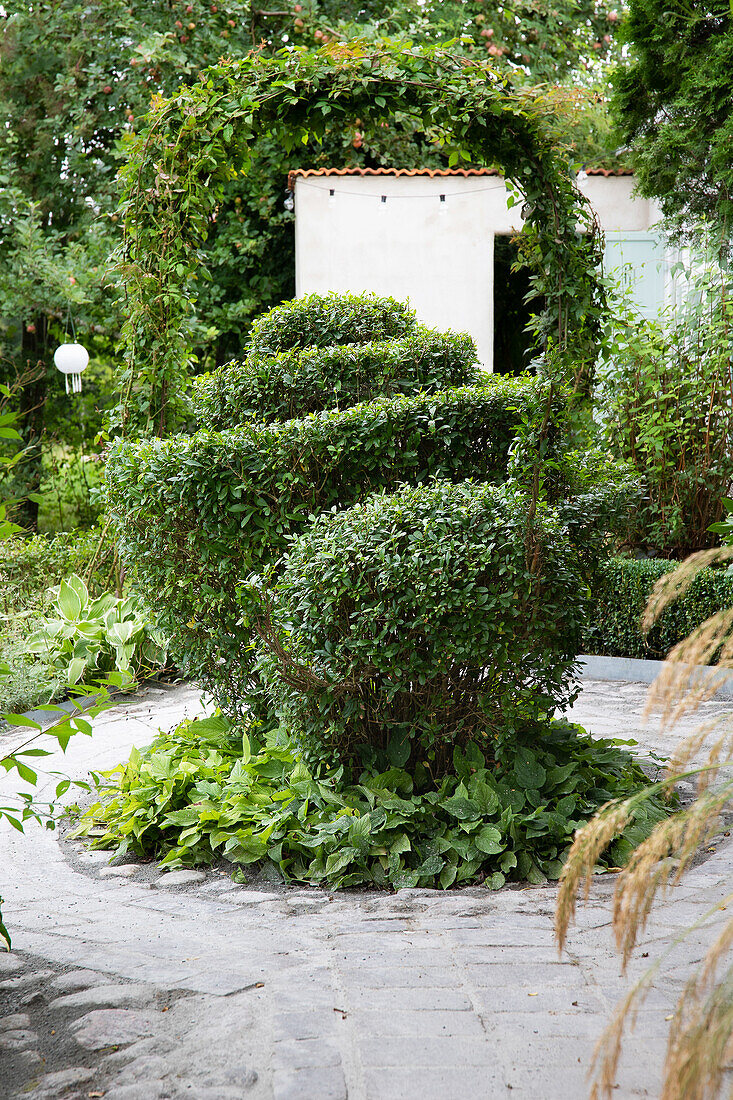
[288, 165, 634, 188]
[584, 167, 634, 176]
[288, 166, 500, 189]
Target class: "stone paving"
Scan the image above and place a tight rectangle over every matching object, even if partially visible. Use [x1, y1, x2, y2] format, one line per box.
[0, 680, 731, 1100]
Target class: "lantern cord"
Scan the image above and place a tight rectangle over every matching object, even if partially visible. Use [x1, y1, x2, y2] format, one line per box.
[64, 303, 77, 343]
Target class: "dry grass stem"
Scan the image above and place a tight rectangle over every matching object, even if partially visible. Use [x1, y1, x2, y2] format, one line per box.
[642, 549, 733, 634]
[611, 788, 731, 968]
[666, 717, 729, 783]
[644, 610, 733, 728]
[662, 962, 733, 1100]
[557, 535, 733, 1099]
[555, 800, 632, 953]
[589, 968, 660, 1100]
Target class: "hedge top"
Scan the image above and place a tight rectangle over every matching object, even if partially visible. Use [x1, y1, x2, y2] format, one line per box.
[192, 321, 479, 430]
[248, 292, 418, 354]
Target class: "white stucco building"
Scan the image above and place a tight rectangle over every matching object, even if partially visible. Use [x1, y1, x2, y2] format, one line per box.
[290, 167, 669, 371]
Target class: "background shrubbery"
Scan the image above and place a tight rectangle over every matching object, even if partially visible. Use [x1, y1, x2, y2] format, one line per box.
[597, 267, 733, 558]
[0, 527, 114, 618]
[0, 527, 116, 711]
[585, 556, 733, 661]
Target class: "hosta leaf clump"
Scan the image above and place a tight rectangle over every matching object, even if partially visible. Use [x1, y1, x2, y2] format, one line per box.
[76, 713, 669, 891]
[25, 573, 169, 686]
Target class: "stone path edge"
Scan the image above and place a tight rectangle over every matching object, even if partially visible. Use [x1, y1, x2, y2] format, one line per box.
[579, 653, 733, 696]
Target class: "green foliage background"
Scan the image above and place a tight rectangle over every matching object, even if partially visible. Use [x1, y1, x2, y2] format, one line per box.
[614, 0, 733, 241]
[1, 0, 622, 518]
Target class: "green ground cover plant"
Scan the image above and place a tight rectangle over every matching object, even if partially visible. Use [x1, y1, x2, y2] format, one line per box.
[77, 711, 668, 891]
[0, 526, 114, 618]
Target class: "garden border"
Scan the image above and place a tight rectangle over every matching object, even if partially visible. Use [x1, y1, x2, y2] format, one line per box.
[579, 653, 733, 698]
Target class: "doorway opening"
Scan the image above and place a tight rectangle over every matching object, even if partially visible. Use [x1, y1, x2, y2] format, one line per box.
[493, 235, 540, 375]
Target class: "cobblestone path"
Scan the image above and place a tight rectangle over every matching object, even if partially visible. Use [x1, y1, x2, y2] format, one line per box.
[1, 681, 731, 1099]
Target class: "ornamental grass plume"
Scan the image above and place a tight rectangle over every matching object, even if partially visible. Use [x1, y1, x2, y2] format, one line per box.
[643, 548, 733, 728]
[556, 548, 733, 1100]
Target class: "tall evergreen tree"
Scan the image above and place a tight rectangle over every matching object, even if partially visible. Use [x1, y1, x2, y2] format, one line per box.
[614, 0, 733, 239]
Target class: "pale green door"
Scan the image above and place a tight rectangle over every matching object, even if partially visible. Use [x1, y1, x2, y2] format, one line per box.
[603, 232, 666, 319]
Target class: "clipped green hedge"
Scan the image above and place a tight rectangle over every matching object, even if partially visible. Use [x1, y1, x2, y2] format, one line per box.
[192, 327, 479, 431]
[584, 557, 733, 660]
[248, 291, 417, 356]
[107, 378, 570, 714]
[256, 480, 585, 775]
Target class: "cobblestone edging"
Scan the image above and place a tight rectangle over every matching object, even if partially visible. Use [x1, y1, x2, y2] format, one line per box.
[0, 681, 731, 1099]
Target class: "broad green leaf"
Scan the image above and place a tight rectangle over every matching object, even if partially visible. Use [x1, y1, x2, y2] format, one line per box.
[2, 714, 42, 729]
[474, 825, 504, 855]
[513, 747, 546, 790]
[57, 578, 84, 622]
[67, 658, 87, 686]
[107, 621, 135, 646]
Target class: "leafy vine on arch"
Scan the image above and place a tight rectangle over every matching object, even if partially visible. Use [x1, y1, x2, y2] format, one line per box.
[115, 40, 605, 437]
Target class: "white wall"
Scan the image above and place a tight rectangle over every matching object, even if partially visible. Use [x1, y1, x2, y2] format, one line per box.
[295, 174, 500, 368]
[294, 173, 663, 371]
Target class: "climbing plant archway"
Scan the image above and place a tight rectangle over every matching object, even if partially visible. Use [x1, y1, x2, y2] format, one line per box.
[116, 40, 605, 436]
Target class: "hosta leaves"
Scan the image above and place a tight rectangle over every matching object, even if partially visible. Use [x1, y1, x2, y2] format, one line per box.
[512, 747, 547, 790]
[58, 576, 87, 621]
[74, 712, 671, 891]
[29, 578, 169, 687]
[474, 825, 504, 855]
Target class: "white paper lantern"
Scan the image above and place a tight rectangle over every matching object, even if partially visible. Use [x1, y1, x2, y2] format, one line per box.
[54, 342, 89, 394]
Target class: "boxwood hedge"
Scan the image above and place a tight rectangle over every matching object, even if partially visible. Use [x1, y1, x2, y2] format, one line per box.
[192, 327, 479, 431]
[248, 291, 417, 355]
[584, 556, 733, 660]
[106, 378, 570, 715]
[255, 479, 586, 775]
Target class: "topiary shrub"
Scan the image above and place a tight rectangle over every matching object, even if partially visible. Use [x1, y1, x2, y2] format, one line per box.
[584, 556, 733, 660]
[106, 378, 571, 716]
[254, 479, 587, 776]
[248, 291, 417, 356]
[101, 292, 659, 891]
[192, 327, 479, 431]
